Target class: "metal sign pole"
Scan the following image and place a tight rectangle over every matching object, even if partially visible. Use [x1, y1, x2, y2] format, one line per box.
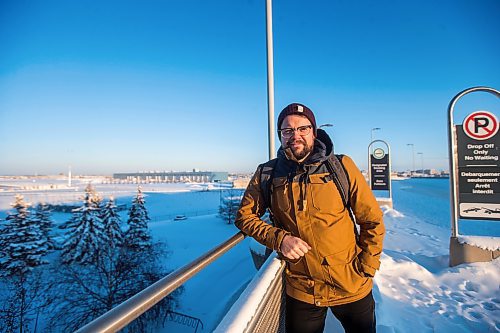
[447, 86, 500, 238]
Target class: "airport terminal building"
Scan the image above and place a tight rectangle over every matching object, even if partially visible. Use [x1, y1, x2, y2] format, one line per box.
[113, 170, 228, 183]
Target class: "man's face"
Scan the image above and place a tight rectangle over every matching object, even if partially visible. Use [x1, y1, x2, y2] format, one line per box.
[280, 115, 316, 161]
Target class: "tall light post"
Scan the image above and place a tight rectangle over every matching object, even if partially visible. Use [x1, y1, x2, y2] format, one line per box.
[319, 123, 333, 129]
[417, 152, 424, 175]
[265, 0, 275, 160]
[371, 128, 381, 154]
[371, 127, 381, 143]
[407, 143, 415, 176]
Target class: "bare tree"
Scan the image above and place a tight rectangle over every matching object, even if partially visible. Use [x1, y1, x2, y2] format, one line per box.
[218, 189, 243, 224]
[0, 270, 48, 333]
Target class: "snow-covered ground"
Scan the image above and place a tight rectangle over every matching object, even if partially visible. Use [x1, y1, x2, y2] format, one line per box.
[0, 178, 499, 332]
[372, 205, 499, 333]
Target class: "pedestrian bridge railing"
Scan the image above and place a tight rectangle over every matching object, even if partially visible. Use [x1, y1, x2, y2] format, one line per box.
[75, 232, 286, 333]
[75, 232, 246, 333]
[214, 252, 286, 333]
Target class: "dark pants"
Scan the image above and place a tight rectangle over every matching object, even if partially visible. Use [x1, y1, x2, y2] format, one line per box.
[285, 292, 376, 333]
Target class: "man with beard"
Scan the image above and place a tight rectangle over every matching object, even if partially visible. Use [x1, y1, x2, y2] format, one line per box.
[235, 103, 385, 333]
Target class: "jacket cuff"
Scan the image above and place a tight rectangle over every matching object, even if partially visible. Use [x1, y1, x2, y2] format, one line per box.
[359, 252, 381, 271]
[274, 229, 291, 252]
[359, 262, 377, 277]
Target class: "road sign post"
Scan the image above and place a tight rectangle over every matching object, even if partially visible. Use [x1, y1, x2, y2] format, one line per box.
[368, 140, 392, 208]
[448, 86, 500, 266]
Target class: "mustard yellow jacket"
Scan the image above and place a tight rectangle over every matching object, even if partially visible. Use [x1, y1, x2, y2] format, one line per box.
[235, 130, 385, 306]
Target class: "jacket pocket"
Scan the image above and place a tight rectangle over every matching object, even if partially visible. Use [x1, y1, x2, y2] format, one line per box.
[322, 245, 367, 294]
[271, 177, 290, 212]
[308, 174, 344, 214]
[285, 268, 314, 294]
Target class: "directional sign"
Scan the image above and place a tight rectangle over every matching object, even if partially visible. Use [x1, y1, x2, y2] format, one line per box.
[370, 151, 390, 191]
[463, 111, 499, 141]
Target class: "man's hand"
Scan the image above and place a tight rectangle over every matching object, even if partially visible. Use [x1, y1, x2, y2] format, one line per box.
[280, 235, 312, 260]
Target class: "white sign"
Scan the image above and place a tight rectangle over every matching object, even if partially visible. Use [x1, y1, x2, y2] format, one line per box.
[459, 203, 500, 219]
[373, 148, 385, 159]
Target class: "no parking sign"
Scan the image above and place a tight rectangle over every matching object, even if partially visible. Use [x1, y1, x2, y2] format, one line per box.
[463, 111, 499, 141]
[451, 101, 500, 222]
[447, 87, 499, 266]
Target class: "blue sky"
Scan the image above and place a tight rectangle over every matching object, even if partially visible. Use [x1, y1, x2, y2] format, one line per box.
[0, 0, 499, 175]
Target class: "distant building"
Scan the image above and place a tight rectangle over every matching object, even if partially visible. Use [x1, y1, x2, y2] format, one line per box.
[232, 177, 251, 189]
[113, 170, 228, 183]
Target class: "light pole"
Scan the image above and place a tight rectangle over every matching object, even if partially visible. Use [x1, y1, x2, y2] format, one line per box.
[371, 128, 381, 154]
[371, 127, 381, 143]
[417, 152, 424, 175]
[407, 143, 415, 177]
[266, 0, 275, 160]
[319, 123, 333, 129]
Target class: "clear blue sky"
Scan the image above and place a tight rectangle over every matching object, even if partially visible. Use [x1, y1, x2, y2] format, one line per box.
[1, 0, 499, 175]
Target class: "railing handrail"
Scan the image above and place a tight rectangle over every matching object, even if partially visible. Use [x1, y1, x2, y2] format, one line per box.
[214, 252, 285, 333]
[76, 231, 246, 333]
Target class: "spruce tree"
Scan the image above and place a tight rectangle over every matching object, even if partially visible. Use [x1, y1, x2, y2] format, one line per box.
[0, 195, 48, 276]
[101, 197, 124, 250]
[124, 187, 152, 250]
[48, 189, 183, 332]
[31, 203, 56, 251]
[61, 190, 105, 265]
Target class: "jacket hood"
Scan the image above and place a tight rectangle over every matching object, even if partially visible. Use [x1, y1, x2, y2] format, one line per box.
[277, 128, 334, 165]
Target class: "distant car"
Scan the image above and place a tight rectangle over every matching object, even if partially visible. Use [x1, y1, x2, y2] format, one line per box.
[174, 215, 187, 221]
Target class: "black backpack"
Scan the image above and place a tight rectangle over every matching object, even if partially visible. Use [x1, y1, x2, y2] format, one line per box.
[259, 154, 357, 229]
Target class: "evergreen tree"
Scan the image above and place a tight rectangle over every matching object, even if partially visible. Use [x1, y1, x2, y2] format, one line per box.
[61, 190, 105, 265]
[87, 183, 105, 211]
[124, 187, 152, 250]
[48, 189, 184, 332]
[0, 195, 48, 276]
[31, 203, 56, 251]
[101, 197, 124, 250]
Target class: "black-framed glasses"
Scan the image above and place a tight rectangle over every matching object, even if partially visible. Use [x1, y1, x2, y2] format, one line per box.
[279, 125, 312, 138]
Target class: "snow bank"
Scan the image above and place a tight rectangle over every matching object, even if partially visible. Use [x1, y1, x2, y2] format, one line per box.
[457, 235, 500, 252]
[376, 205, 500, 332]
[381, 205, 404, 218]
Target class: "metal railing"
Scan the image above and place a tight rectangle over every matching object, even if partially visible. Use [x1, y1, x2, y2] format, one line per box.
[76, 232, 246, 333]
[214, 253, 286, 333]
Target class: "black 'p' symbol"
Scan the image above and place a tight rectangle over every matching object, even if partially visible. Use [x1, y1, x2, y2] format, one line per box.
[473, 117, 490, 133]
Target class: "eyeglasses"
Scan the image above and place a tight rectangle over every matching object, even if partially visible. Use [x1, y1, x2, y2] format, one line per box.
[279, 125, 312, 138]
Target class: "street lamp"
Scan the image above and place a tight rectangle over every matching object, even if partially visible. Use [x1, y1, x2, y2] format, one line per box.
[417, 152, 424, 175]
[407, 143, 415, 177]
[371, 127, 381, 143]
[319, 123, 333, 129]
[370, 128, 381, 154]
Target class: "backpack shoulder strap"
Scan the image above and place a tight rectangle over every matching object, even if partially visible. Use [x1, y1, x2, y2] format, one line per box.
[327, 154, 359, 238]
[259, 158, 278, 209]
[325, 154, 350, 208]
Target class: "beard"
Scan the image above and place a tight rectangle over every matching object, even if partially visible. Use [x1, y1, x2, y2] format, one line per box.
[286, 137, 314, 161]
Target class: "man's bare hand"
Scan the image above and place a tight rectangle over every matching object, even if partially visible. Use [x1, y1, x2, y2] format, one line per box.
[280, 235, 312, 260]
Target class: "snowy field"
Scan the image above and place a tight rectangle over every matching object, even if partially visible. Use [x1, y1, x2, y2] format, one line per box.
[0, 178, 499, 332]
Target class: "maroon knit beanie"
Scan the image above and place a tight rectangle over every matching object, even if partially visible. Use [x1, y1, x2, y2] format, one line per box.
[277, 103, 317, 140]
